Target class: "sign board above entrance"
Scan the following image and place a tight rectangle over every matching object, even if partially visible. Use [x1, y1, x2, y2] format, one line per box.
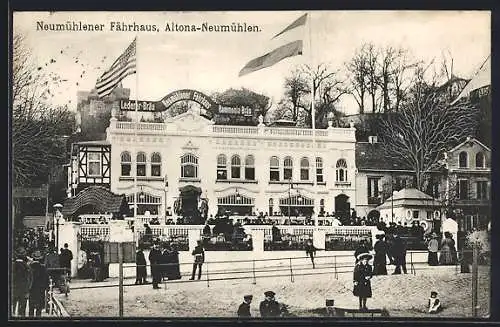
[119, 100, 157, 112]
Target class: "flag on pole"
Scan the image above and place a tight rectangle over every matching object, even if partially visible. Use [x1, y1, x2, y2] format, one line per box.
[239, 13, 307, 77]
[95, 38, 137, 98]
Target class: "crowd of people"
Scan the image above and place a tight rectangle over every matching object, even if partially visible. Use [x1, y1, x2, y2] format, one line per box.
[11, 242, 73, 317]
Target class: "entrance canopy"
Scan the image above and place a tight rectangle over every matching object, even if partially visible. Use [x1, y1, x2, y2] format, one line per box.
[179, 185, 202, 195]
[62, 186, 129, 219]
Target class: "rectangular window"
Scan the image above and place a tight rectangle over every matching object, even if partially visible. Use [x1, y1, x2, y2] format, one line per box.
[231, 167, 241, 179]
[367, 177, 380, 197]
[151, 164, 161, 177]
[477, 181, 488, 200]
[182, 165, 196, 178]
[284, 168, 292, 181]
[270, 169, 280, 182]
[245, 167, 255, 180]
[121, 164, 131, 176]
[457, 179, 469, 200]
[88, 153, 101, 176]
[217, 169, 227, 180]
[413, 211, 419, 219]
[137, 163, 146, 177]
[316, 169, 323, 183]
[300, 169, 309, 181]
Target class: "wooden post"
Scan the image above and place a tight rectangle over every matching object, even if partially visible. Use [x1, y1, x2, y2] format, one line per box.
[252, 259, 256, 285]
[118, 242, 124, 317]
[289, 258, 294, 283]
[334, 255, 338, 279]
[471, 245, 479, 317]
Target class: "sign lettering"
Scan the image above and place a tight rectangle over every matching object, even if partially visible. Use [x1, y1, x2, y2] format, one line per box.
[119, 100, 157, 112]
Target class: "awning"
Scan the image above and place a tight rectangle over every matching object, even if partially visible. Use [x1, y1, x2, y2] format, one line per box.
[179, 185, 202, 194]
[62, 186, 130, 218]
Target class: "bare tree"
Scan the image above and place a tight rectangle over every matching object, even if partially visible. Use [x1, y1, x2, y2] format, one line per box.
[345, 46, 369, 113]
[364, 44, 380, 113]
[12, 33, 75, 187]
[380, 72, 479, 191]
[282, 69, 309, 121]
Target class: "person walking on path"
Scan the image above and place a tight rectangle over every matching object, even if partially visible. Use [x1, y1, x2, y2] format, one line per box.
[28, 250, 50, 317]
[148, 243, 163, 289]
[259, 291, 281, 318]
[237, 294, 253, 318]
[304, 239, 320, 269]
[12, 247, 33, 317]
[190, 240, 205, 280]
[427, 233, 439, 266]
[353, 253, 373, 310]
[135, 246, 148, 285]
[373, 234, 389, 275]
[391, 234, 407, 274]
[59, 243, 73, 281]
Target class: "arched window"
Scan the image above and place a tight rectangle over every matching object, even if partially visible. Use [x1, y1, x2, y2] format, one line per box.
[231, 155, 241, 179]
[136, 152, 147, 176]
[300, 157, 310, 181]
[151, 152, 161, 177]
[245, 155, 255, 180]
[181, 153, 198, 178]
[475, 152, 485, 168]
[217, 154, 227, 180]
[269, 198, 274, 217]
[459, 151, 468, 168]
[284, 156, 293, 180]
[336, 159, 347, 182]
[270, 156, 280, 181]
[120, 151, 131, 176]
[316, 157, 324, 183]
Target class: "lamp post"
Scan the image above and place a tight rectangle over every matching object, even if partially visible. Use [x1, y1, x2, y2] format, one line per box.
[53, 203, 63, 249]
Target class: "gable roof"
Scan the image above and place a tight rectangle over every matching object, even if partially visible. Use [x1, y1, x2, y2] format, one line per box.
[62, 186, 129, 218]
[376, 188, 441, 210]
[451, 55, 490, 105]
[355, 142, 412, 171]
[447, 137, 491, 154]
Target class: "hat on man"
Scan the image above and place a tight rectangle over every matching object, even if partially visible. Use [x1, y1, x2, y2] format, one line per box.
[264, 291, 275, 298]
[375, 233, 385, 240]
[356, 252, 373, 261]
[430, 232, 438, 238]
[430, 291, 438, 297]
[32, 250, 44, 261]
[244, 294, 253, 300]
[15, 247, 27, 258]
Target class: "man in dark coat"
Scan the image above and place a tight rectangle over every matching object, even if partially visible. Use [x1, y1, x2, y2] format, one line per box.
[12, 247, 33, 317]
[90, 251, 103, 282]
[237, 294, 253, 318]
[259, 291, 281, 318]
[28, 250, 50, 317]
[391, 234, 407, 274]
[148, 243, 163, 289]
[190, 240, 205, 280]
[135, 247, 147, 285]
[373, 234, 388, 275]
[59, 243, 73, 281]
[305, 239, 319, 269]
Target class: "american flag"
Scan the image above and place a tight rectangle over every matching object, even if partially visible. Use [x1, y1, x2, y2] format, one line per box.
[95, 38, 136, 98]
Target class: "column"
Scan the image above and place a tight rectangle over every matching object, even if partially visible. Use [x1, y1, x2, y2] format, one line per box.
[313, 229, 325, 250]
[57, 221, 81, 278]
[249, 229, 264, 255]
[188, 229, 201, 252]
[109, 220, 134, 243]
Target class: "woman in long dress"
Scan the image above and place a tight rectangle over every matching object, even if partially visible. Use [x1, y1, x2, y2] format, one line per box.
[373, 234, 388, 275]
[353, 253, 373, 310]
[439, 232, 456, 265]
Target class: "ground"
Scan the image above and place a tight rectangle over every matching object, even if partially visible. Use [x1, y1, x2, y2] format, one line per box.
[57, 265, 490, 318]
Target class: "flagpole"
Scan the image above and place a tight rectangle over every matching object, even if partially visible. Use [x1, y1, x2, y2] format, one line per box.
[134, 35, 139, 221]
[308, 12, 318, 228]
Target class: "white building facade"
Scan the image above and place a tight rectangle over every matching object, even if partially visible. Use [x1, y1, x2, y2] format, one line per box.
[105, 108, 357, 221]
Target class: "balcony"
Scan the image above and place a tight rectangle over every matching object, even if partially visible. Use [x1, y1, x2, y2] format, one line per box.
[367, 196, 382, 206]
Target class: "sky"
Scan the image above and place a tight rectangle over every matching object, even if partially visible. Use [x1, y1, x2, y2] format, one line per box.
[13, 11, 491, 115]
